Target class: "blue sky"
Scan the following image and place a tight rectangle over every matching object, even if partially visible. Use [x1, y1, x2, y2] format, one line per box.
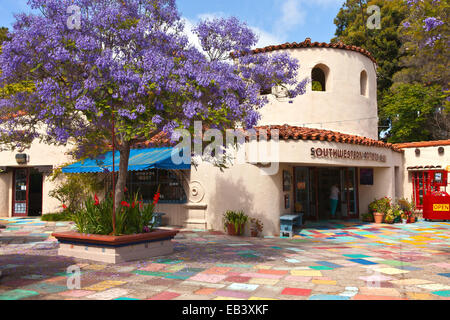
[1, 0, 345, 47]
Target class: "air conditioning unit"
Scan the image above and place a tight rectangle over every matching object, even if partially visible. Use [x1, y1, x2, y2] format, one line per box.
[15, 154, 29, 165]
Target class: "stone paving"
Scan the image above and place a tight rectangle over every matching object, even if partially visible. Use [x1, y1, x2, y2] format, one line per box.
[0, 217, 449, 300]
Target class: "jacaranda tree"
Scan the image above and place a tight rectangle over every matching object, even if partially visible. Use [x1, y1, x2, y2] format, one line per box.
[0, 0, 307, 211]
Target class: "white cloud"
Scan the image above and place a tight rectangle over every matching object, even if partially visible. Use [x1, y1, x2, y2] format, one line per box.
[181, 17, 202, 51]
[251, 27, 284, 48]
[183, 12, 283, 50]
[281, 0, 306, 28]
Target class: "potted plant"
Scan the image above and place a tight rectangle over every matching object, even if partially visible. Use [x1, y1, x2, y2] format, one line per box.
[361, 213, 374, 223]
[384, 209, 395, 224]
[401, 211, 409, 224]
[223, 210, 248, 236]
[250, 218, 264, 237]
[369, 197, 391, 224]
[398, 198, 415, 223]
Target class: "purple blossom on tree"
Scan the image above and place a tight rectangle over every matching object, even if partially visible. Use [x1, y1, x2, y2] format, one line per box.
[423, 17, 444, 32]
[0, 0, 307, 210]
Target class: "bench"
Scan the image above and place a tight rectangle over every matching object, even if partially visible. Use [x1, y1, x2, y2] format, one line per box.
[280, 214, 303, 238]
[151, 212, 166, 228]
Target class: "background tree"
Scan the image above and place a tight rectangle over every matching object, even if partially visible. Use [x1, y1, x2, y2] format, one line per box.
[0, 27, 9, 44]
[381, 83, 447, 143]
[389, 0, 449, 141]
[0, 0, 307, 214]
[333, 0, 409, 138]
[333, 0, 449, 142]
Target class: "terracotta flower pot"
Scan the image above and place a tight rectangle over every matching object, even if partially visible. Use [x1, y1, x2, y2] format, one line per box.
[373, 212, 384, 224]
[251, 230, 258, 237]
[227, 223, 244, 236]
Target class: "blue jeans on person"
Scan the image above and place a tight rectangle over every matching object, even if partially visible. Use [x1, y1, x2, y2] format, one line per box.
[330, 199, 339, 218]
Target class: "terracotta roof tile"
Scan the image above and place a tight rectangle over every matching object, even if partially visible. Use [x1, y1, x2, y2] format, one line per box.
[134, 125, 402, 152]
[394, 140, 450, 149]
[253, 125, 402, 152]
[245, 38, 377, 64]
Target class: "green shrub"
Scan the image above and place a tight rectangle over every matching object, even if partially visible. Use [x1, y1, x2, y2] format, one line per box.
[41, 212, 73, 222]
[72, 192, 158, 236]
[369, 197, 392, 214]
[48, 168, 105, 213]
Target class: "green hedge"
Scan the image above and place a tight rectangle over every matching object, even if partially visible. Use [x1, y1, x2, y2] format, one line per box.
[40, 212, 73, 222]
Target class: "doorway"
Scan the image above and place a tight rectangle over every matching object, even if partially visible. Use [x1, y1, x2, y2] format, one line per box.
[12, 168, 43, 217]
[317, 168, 341, 220]
[294, 167, 359, 221]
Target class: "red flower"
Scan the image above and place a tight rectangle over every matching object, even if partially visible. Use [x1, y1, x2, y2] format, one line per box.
[124, 187, 128, 192]
[94, 194, 100, 206]
[132, 202, 136, 209]
[62, 204, 67, 210]
[153, 192, 161, 205]
[121, 201, 130, 208]
[139, 201, 143, 210]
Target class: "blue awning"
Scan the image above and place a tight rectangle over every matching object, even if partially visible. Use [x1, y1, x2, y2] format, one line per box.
[62, 148, 190, 173]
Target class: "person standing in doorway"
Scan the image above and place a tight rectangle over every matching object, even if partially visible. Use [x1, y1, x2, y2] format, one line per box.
[330, 184, 340, 219]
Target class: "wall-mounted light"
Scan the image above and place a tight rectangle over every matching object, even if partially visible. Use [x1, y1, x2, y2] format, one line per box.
[15, 154, 29, 165]
[415, 149, 421, 156]
[438, 147, 445, 155]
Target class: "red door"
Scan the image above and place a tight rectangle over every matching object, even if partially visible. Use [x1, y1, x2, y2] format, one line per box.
[12, 168, 29, 217]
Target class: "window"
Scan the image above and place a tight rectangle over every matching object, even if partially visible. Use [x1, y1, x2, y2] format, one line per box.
[360, 70, 368, 96]
[311, 64, 329, 92]
[126, 170, 187, 204]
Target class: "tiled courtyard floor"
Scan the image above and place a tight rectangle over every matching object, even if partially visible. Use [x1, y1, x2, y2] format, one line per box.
[0, 217, 449, 300]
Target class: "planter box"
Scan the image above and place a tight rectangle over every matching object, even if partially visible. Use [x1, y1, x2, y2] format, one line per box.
[52, 229, 179, 264]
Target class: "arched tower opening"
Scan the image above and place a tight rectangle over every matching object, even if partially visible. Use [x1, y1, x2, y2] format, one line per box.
[311, 64, 330, 92]
[360, 70, 368, 96]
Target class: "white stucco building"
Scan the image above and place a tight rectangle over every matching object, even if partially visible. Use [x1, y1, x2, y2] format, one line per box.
[1, 39, 449, 236]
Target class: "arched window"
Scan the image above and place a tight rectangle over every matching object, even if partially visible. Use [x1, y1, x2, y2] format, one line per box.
[311, 64, 329, 92]
[360, 70, 368, 96]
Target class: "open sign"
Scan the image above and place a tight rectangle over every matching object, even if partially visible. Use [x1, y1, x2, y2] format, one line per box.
[433, 204, 450, 212]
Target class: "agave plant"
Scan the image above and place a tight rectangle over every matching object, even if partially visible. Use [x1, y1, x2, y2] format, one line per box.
[223, 210, 248, 236]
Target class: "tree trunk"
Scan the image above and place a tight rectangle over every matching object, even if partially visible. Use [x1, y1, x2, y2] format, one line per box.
[114, 142, 130, 213]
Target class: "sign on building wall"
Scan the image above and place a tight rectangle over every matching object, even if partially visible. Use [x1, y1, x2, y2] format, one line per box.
[311, 148, 387, 163]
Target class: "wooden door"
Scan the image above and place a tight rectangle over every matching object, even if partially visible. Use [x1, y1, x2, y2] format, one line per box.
[12, 168, 29, 217]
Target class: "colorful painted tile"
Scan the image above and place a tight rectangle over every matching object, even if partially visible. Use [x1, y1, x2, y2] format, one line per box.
[348, 259, 378, 265]
[156, 259, 183, 265]
[84, 280, 126, 291]
[417, 284, 450, 291]
[431, 290, 450, 297]
[373, 268, 409, 275]
[224, 276, 251, 283]
[87, 289, 129, 300]
[139, 263, 168, 272]
[194, 288, 217, 295]
[0, 289, 39, 300]
[59, 290, 95, 298]
[281, 288, 312, 296]
[343, 254, 370, 258]
[22, 283, 68, 294]
[213, 290, 250, 299]
[148, 291, 181, 300]
[290, 270, 322, 277]
[309, 294, 349, 300]
[226, 283, 259, 292]
[249, 278, 280, 286]
[189, 274, 228, 283]
[390, 279, 432, 286]
[311, 279, 337, 285]
[309, 266, 334, 270]
[203, 267, 233, 275]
